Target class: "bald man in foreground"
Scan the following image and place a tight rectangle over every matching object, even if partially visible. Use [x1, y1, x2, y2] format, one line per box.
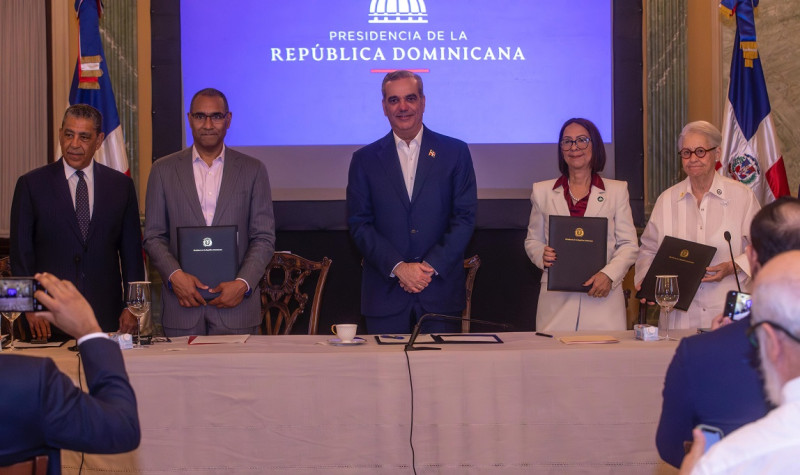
[680, 251, 800, 473]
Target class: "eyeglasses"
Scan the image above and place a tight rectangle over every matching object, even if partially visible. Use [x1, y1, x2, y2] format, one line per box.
[746, 320, 800, 348]
[678, 146, 717, 159]
[560, 136, 591, 151]
[190, 112, 229, 123]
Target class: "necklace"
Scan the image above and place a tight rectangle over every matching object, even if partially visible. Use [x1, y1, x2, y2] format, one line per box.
[568, 186, 586, 203]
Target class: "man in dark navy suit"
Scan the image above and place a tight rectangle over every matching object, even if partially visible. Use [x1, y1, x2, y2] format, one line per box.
[656, 197, 800, 467]
[347, 70, 477, 334]
[0, 272, 140, 474]
[10, 104, 144, 337]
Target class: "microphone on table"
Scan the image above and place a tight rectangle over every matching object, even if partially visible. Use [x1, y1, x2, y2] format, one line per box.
[405, 313, 512, 351]
[724, 231, 742, 292]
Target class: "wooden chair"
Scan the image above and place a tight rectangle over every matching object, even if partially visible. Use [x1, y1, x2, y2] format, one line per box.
[0, 256, 9, 277]
[0, 455, 48, 475]
[462, 254, 481, 333]
[260, 252, 332, 335]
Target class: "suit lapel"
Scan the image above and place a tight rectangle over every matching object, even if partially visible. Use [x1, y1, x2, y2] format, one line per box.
[411, 127, 436, 204]
[377, 132, 411, 210]
[50, 159, 84, 243]
[550, 186, 571, 217]
[212, 150, 242, 225]
[176, 150, 207, 225]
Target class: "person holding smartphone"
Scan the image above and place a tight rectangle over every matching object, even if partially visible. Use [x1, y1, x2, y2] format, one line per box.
[679, 251, 800, 473]
[0, 272, 140, 473]
[656, 197, 800, 467]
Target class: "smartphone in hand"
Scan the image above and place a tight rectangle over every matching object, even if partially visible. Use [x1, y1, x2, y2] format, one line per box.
[723, 291, 752, 321]
[697, 424, 724, 452]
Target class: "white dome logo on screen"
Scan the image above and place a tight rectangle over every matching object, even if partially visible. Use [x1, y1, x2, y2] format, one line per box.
[369, 0, 428, 24]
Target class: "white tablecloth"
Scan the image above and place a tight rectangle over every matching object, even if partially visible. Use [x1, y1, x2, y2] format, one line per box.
[27, 331, 687, 474]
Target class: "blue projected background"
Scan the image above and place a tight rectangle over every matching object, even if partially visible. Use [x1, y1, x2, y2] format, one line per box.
[179, 0, 613, 198]
[181, 0, 612, 147]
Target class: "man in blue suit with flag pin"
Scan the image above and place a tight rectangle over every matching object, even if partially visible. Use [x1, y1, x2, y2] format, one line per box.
[347, 70, 477, 334]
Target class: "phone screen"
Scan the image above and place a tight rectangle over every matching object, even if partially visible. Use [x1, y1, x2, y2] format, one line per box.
[697, 424, 724, 452]
[724, 291, 752, 321]
[0, 277, 43, 312]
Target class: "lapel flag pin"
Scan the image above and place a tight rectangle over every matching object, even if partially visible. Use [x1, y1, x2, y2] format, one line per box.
[428, 149, 436, 158]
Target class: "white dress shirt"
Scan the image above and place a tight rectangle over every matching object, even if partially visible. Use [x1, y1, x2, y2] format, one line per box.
[64, 159, 95, 218]
[393, 126, 424, 200]
[192, 145, 225, 226]
[389, 126, 426, 277]
[693, 376, 800, 474]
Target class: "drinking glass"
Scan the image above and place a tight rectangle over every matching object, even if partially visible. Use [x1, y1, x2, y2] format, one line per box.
[655, 275, 679, 340]
[126, 281, 151, 348]
[1, 312, 21, 351]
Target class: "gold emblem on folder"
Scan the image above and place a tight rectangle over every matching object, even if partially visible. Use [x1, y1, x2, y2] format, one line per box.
[575, 228, 585, 238]
[680, 249, 689, 258]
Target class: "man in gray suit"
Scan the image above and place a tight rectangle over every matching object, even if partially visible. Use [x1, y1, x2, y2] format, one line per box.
[143, 88, 275, 336]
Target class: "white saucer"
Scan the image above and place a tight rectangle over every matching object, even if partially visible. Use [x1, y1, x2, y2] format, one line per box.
[328, 337, 366, 346]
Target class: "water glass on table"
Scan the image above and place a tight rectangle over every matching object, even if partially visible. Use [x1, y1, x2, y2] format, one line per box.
[1, 312, 21, 351]
[126, 281, 151, 348]
[655, 275, 679, 340]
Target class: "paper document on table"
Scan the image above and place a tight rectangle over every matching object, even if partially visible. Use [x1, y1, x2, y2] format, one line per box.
[188, 334, 250, 345]
[558, 335, 620, 345]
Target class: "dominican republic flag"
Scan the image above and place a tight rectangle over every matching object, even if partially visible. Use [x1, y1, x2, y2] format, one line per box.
[718, 0, 790, 204]
[68, 0, 129, 175]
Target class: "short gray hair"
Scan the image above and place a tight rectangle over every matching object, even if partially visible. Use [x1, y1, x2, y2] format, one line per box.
[678, 120, 722, 150]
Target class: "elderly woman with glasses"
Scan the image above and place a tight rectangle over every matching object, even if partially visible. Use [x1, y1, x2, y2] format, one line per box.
[525, 118, 638, 332]
[635, 120, 761, 329]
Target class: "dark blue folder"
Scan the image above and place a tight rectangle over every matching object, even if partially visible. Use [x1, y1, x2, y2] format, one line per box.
[547, 216, 608, 292]
[177, 226, 238, 300]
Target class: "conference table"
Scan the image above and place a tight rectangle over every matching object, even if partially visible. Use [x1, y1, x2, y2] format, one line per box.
[25, 331, 690, 474]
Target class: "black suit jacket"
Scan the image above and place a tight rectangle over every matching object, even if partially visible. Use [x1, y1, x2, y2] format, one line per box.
[0, 338, 140, 474]
[10, 159, 145, 332]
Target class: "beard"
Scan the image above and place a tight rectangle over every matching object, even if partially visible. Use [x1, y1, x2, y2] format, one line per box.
[759, 340, 785, 406]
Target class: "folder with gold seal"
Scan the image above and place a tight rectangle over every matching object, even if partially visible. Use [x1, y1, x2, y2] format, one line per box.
[635, 236, 716, 311]
[547, 216, 608, 292]
[177, 225, 239, 300]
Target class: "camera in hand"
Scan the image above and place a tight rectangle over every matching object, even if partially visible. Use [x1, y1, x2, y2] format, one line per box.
[0, 277, 46, 312]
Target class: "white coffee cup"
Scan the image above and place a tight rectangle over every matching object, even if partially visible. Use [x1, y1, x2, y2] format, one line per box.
[331, 324, 358, 343]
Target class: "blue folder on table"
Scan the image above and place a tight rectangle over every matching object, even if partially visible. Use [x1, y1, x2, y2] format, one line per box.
[177, 225, 238, 300]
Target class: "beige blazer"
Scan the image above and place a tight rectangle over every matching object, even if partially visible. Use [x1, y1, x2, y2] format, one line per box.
[525, 177, 639, 331]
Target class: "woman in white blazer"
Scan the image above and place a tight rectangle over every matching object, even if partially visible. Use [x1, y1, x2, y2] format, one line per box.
[525, 118, 639, 332]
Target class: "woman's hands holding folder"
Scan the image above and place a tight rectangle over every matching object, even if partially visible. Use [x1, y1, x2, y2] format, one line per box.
[585, 271, 612, 298]
[542, 246, 557, 268]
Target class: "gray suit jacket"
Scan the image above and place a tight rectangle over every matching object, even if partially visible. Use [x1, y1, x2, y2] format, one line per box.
[143, 147, 275, 330]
